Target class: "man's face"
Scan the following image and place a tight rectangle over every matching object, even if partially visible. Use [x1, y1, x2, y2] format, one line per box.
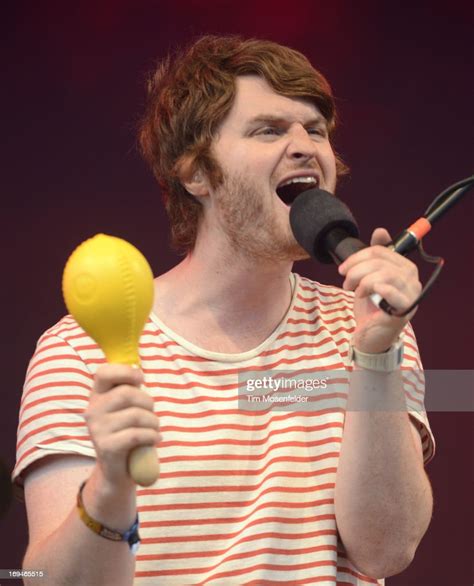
[205, 75, 337, 262]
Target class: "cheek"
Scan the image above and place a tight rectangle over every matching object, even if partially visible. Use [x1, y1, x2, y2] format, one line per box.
[225, 142, 274, 172]
[321, 147, 337, 183]
[322, 143, 336, 166]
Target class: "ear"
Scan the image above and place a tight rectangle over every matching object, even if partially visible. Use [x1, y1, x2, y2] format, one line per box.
[177, 156, 209, 198]
[182, 169, 209, 198]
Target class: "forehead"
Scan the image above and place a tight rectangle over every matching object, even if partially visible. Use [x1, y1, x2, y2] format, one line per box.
[222, 75, 323, 129]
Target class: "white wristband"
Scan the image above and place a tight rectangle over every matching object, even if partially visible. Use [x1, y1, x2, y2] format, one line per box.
[350, 339, 404, 372]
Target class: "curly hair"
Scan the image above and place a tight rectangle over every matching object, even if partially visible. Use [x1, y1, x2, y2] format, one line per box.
[139, 35, 347, 253]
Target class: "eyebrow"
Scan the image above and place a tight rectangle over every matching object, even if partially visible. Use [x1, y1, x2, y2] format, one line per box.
[244, 114, 327, 130]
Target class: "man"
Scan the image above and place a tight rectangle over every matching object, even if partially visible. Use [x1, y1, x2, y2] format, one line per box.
[14, 36, 434, 585]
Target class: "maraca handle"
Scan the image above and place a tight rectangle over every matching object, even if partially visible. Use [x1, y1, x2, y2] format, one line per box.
[125, 377, 160, 487]
[128, 445, 160, 487]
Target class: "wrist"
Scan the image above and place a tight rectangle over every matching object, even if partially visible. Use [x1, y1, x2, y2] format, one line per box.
[90, 462, 137, 494]
[83, 467, 137, 531]
[350, 339, 404, 373]
[77, 479, 140, 554]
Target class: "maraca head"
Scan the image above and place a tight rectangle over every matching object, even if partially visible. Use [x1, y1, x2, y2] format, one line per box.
[62, 234, 154, 365]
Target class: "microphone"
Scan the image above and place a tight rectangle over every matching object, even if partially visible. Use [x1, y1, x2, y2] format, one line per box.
[289, 188, 430, 264]
[289, 188, 428, 313]
[289, 188, 365, 265]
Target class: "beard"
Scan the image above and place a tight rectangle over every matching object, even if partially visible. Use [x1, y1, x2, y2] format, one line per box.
[212, 171, 309, 263]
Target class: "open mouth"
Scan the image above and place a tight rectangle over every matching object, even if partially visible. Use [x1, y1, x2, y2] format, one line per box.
[276, 177, 319, 205]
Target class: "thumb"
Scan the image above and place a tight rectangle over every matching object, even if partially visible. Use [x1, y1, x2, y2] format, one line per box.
[370, 227, 392, 247]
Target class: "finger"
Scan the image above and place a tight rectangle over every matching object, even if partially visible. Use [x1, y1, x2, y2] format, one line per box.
[341, 260, 384, 290]
[346, 268, 409, 297]
[359, 269, 421, 299]
[100, 407, 161, 435]
[94, 364, 144, 394]
[341, 257, 405, 291]
[339, 245, 398, 276]
[370, 227, 392, 247]
[372, 282, 419, 319]
[89, 384, 155, 415]
[100, 428, 161, 455]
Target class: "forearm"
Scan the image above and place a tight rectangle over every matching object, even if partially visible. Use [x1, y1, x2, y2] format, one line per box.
[335, 368, 433, 578]
[23, 467, 137, 586]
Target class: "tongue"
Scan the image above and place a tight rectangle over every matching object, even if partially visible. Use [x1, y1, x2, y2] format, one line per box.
[277, 182, 315, 205]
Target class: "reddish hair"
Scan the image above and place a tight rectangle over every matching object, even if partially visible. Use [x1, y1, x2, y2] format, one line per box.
[139, 35, 347, 253]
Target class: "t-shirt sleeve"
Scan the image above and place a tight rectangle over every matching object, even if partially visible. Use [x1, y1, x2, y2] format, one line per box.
[400, 322, 435, 466]
[12, 329, 97, 494]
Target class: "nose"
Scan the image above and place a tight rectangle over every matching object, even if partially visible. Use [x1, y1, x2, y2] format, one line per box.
[285, 124, 318, 161]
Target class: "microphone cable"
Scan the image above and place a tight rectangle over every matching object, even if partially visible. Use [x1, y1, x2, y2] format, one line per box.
[382, 175, 474, 316]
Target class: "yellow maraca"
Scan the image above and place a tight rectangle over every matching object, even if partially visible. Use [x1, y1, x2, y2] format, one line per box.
[62, 233, 159, 487]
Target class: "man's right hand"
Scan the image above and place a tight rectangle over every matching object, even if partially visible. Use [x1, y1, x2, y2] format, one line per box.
[84, 364, 161, 489]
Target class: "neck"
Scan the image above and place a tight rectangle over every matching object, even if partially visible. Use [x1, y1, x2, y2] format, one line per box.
[153, 232, 295, 352]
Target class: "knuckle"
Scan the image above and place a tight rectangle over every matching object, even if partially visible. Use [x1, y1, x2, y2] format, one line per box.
[101, 384, 154, 413]
[142, 394, 155, 411]
[127, 386, 154, 410]
[129, 430, 142, 446]
[94, 363, 115, 383]
[94, 364, 109, 379]
[130, 407, 146, 427]
[94, 364, 143, 389]
[135, 407, 159, 429]
[84, 405, 100, 426]
[371, 245, 385, 257]
[403, 259, 418, 277]
[117, 384, 138, 403]
[88, 425, 102, 445]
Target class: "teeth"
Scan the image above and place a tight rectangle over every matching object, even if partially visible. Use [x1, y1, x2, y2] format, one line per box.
[280, 176, 318, 187]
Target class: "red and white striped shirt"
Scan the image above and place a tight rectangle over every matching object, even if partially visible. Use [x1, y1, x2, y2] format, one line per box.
[13, 273, 435, 585]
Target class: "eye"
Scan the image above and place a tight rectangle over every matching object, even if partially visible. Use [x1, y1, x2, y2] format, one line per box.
[307, 126, 327, 138]
[255, 126, 283, 137]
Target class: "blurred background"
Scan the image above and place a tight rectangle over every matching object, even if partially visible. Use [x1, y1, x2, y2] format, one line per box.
[1, 1, 473, 584]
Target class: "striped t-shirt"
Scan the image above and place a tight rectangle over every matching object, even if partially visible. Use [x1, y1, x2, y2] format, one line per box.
[13, 273, 435, 585]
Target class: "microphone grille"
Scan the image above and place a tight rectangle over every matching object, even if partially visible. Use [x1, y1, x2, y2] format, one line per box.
[289, 188, 360, 263]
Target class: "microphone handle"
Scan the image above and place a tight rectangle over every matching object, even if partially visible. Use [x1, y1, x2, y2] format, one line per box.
[325, 228, 367, 265]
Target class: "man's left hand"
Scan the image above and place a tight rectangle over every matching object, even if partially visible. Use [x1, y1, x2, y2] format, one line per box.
[338, 227, 421, 354]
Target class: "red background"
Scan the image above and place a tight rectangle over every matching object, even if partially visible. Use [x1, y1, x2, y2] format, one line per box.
[2, 1, 473, 584]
